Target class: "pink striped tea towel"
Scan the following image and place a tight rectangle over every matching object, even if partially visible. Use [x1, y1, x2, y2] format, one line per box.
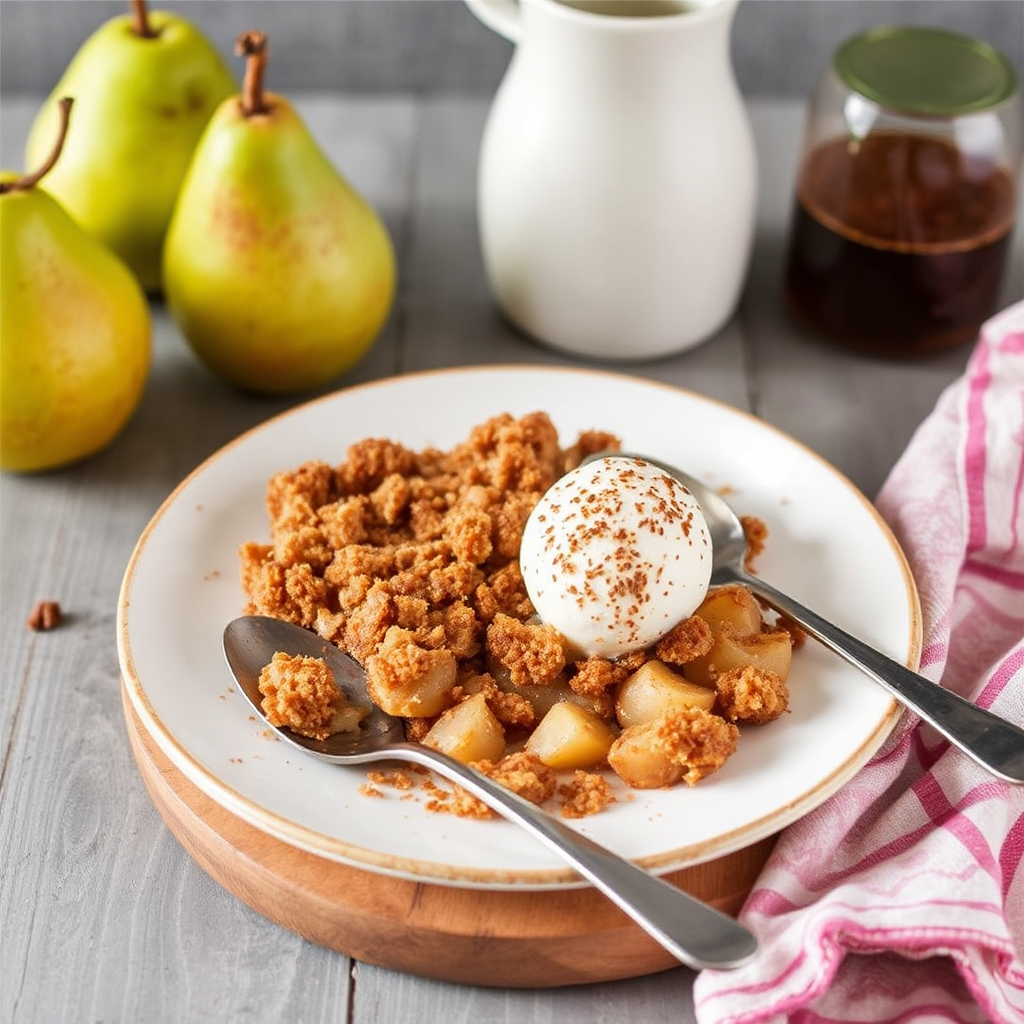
[693, 301, 1024, 1024]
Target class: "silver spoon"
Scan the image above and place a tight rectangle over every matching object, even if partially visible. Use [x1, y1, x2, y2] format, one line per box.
[223, 614, 758, 971]
[588, 452, 1024, 785]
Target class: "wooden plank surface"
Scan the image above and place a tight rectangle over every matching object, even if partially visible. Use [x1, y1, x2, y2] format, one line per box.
[1, 91, 1020, 1024]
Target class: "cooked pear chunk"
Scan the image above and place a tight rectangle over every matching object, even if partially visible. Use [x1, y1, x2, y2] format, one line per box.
[525, 702, 616, 770]
[423, 693, 506, 764]
[615, 659, 716, 729]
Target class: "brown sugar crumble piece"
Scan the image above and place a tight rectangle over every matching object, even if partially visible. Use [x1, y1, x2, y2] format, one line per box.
[365, 626, 458, 718]
[432, 786, 495, 820]
[366, 768, 417, 791]
[608, 707, 739, 789]
[423, 776, 495, 819]
[561, 430, 621, 472]
[257, 651, 367, 741]
[456, 671, 536, 729]
[559, 771, 615, 819]
[486, 612, 566, 687]
[237, 412, 799, 815]
[27, 600, 62, 631]
[487, 751, 558, 804]
[428, 751, 558, 819]
[716, 664, 790, 725]
[741, 515, 768, 572]
[569, 655, 633, 698]
[655, 615, 714, 665]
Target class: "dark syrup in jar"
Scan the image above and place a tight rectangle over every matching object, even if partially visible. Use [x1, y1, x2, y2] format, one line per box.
[784, 132, 1016, 356]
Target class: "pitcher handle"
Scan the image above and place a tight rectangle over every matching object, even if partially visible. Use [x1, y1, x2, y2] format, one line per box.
[464, 0, 522, 43]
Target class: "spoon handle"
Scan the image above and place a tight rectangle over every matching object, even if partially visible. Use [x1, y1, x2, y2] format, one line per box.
[730, 569, 1024, 784]
[390, 742, 757, 971]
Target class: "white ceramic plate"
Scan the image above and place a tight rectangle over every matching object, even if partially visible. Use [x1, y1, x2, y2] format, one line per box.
[118, 366, 919, 890]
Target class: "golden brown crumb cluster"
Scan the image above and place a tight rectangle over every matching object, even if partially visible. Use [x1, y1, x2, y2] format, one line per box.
[716, 664, 790, 724]
[240, 412, 794, 818]
[656, 615, 714, 665]
[257, 652, 342, 740]
[559, 771, 616, 819]
[257, 652, 369, 741]
[419, 755, 615, 821]
[611, 707, 741, 788]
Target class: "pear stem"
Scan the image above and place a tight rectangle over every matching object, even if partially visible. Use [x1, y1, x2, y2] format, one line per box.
[130, 0, 158, 39]
[0, 97, 73, 195]
[236, 31, 271, 116]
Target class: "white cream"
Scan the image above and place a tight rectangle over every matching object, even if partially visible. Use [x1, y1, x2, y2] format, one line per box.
[520, 457, 712, 659]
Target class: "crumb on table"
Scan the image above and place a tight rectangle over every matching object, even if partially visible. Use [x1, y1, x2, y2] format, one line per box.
[237, 413, 796, 817]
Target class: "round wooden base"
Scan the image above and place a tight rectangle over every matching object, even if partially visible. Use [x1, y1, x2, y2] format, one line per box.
[123, 686, 774, 987]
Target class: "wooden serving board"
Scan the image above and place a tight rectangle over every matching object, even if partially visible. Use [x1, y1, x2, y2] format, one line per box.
[123, 686, 775, 987]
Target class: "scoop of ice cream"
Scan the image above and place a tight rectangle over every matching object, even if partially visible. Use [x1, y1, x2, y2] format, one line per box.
[519, 456, 713, 659]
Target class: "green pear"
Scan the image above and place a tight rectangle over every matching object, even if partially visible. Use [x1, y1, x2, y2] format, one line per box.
[1, 99, 151, 473]
[24, 0, 235, 293]
[163, 31, 396, 395]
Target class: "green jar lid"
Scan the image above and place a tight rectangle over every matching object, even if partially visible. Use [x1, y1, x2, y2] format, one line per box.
[834, 25, 1018, 116]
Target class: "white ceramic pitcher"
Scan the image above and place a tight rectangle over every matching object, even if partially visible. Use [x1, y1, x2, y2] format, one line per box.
[465, 0, 757, 360]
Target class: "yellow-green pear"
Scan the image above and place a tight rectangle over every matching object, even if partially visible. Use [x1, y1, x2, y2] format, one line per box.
[24, 0, 235, 293]
[163, 31, 396, 395]
[1, 100, 151, 473]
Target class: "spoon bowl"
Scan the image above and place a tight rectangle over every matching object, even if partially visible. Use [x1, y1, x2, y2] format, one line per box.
[587, 452, 1024, 785]
[225, 614, 407, 760]
[223, 614, 758, 971]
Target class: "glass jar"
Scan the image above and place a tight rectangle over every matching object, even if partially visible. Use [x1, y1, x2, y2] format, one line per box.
[783, 25, 1021, 357]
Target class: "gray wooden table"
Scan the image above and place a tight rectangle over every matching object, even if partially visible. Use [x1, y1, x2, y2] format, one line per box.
[2, 91, 1021, 1024]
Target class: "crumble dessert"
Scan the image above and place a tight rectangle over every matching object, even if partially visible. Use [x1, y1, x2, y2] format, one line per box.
[240, 412, 794, 817]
